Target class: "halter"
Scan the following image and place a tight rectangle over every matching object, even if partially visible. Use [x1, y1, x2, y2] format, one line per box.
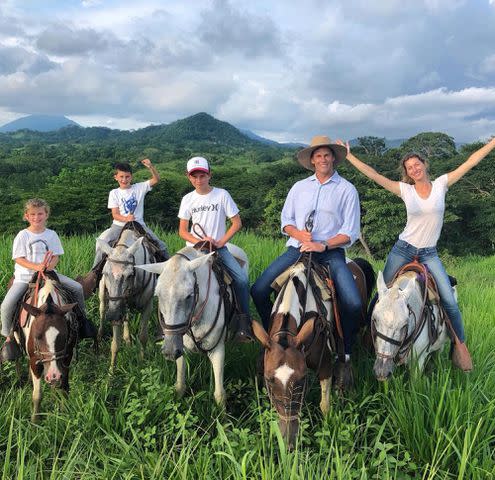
[27, 258, 78, 369]
[105, 241, 153, 302]
[371, 269, 437, 364]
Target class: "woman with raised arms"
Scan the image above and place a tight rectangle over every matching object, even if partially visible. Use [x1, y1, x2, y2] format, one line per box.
[340, 136, 495, 372]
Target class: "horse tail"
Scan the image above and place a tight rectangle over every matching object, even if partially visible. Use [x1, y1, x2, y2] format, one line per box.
[352, 257, 376, 303]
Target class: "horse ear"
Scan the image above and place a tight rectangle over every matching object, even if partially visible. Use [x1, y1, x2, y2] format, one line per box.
[187, 252, 214, 272]
[58, 303, 77, 314]
[401, 276, 417, 298]
[377, 271, 388, 297]
[128, 237, 144, 256]
[136, 262, 167, 275]
[21, 302, 42, 317]
[97, 239, 114, 257]
[252, 320, 271, 350]
[293, 318, 315, 349]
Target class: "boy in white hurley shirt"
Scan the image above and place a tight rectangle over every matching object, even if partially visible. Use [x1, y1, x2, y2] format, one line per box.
[178, 156, 253, 343]
[1, 198, 94, 361]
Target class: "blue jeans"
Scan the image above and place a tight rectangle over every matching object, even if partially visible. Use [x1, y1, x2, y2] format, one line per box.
[251, 247, 362, 354]
[380, 239, 465, 342]
[216, 247, 250, 316]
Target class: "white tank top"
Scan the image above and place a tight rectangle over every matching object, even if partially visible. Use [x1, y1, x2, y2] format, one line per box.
[398, 174, 448, 248]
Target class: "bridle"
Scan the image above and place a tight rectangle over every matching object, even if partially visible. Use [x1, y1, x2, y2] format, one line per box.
[371, 303, 418, 363]
[371, 279, 435, 364]
[159, 236, 230, 354]
[105, 241, 153, 302]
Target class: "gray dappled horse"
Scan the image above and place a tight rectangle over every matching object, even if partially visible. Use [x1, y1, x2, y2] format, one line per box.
[18, 278, 78, 422]
[371, 271, 448, 380]
[97, 229, 157, 370]
[252, 257, 374, 449]
[138, 244, 248, 406]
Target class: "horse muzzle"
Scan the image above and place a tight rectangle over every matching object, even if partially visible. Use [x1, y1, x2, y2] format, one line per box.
[161, 334, 184, 361]
[373, 356, 395, 381]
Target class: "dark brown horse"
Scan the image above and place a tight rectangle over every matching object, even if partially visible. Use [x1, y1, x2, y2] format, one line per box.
[252, 256, 374, 448]
[19, 278, 78, 422]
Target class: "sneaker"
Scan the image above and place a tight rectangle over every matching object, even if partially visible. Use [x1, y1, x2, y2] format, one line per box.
[451, 342, 473, 372]
[0, 339, 22, 362]
[234, 313, 254, 343]
[333, 360, 354, 392]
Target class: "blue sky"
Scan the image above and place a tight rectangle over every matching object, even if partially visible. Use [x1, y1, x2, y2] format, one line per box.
[1, 0, 494, 142]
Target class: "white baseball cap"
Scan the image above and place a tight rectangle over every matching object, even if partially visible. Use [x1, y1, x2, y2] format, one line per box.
[187, 156, 210, 174]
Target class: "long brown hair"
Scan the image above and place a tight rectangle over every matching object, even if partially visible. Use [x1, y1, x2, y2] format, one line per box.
[400, 152, 429, 184]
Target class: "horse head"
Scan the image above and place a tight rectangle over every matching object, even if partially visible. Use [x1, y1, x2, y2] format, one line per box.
[137, 248, 215, 360]
[98, 236, 144, 323]
[253, 316, 315, 448]
[372, 271, 419, 380]
[22, 294, 76, 387]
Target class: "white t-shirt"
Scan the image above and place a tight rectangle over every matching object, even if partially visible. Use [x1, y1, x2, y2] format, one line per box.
[398, 174, 448, 248]
[178, 187, 239, 245]
[108, 180, 151, 227]
[12, 228, 64, 283]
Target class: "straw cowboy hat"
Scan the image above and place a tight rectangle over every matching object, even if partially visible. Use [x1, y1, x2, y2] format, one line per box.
[297, 135, 347, 171]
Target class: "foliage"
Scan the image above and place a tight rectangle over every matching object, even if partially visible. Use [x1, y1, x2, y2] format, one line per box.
[0, 233, 494, 479]
[0, 123, 494, 256]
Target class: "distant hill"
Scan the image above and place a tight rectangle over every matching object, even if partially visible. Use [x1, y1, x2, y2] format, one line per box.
[0, 114, 80, 133]
[240, 129, 305, 148]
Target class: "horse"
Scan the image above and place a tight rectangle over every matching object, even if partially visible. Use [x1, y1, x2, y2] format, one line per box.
[252, 256, 375, 448]
[16, 276, 78, 422]
[371, 270, 449, 380]
[137, 244, 247, 406]
[97, 227, 158, 370]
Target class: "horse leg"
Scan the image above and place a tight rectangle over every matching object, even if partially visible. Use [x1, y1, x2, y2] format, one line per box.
[98, 279, 106, 340]
[175, 355, 186, 398]
[123, 314, 131, 346]
[319, 377, 331, 415]
[110, 323, 122, 372]
[138, 301, 152, 359]
[31, 370, 42, 423]
[208, 343, 226, 407]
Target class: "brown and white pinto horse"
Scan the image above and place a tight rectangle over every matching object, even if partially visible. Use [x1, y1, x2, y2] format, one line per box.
[18, 276, 78, 422]
[252, 256, 374, 448]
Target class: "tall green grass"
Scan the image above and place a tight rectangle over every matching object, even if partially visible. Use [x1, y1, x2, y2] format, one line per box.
[0, 230, 494, 479]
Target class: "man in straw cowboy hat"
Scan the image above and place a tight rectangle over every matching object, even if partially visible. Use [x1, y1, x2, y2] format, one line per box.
[251, 135, 362, 390]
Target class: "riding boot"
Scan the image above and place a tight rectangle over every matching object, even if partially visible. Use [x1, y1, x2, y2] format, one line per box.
[0, 338, 22, 362]
[234, 313, 254, 343]
[78, 314, 98, 340]
[451, 341, 473, 372]
[76, 255, 107, 299]
[333, 356, 354, 392]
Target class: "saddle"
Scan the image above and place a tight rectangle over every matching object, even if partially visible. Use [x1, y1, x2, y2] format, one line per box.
[120, 221, 169, 262]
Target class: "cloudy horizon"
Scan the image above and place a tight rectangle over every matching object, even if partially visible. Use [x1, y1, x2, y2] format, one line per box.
[1, 0, 494, 143]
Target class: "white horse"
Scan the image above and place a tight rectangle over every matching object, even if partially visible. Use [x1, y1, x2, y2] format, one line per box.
[372, 270, 449, 380]
[97, 229, 157, 370]
[137, 244, 248, 406]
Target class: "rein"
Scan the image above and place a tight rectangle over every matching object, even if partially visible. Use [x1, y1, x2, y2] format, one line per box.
[372, 264, 440, 363]
[160, 225, 230, 354]
[105, 241, 154, 302]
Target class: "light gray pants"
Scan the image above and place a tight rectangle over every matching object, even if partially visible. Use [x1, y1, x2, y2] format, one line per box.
[1, 274, 86, 337]
[92, 224, 168, 268]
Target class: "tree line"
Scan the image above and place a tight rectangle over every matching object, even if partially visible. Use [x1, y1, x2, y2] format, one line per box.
[0, 129, 493, 258]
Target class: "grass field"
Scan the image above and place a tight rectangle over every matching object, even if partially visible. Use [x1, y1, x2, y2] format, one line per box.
[0, 230, 494, 479]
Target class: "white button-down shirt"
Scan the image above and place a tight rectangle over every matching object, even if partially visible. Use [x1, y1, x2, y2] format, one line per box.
[281, 171, 361, 248]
